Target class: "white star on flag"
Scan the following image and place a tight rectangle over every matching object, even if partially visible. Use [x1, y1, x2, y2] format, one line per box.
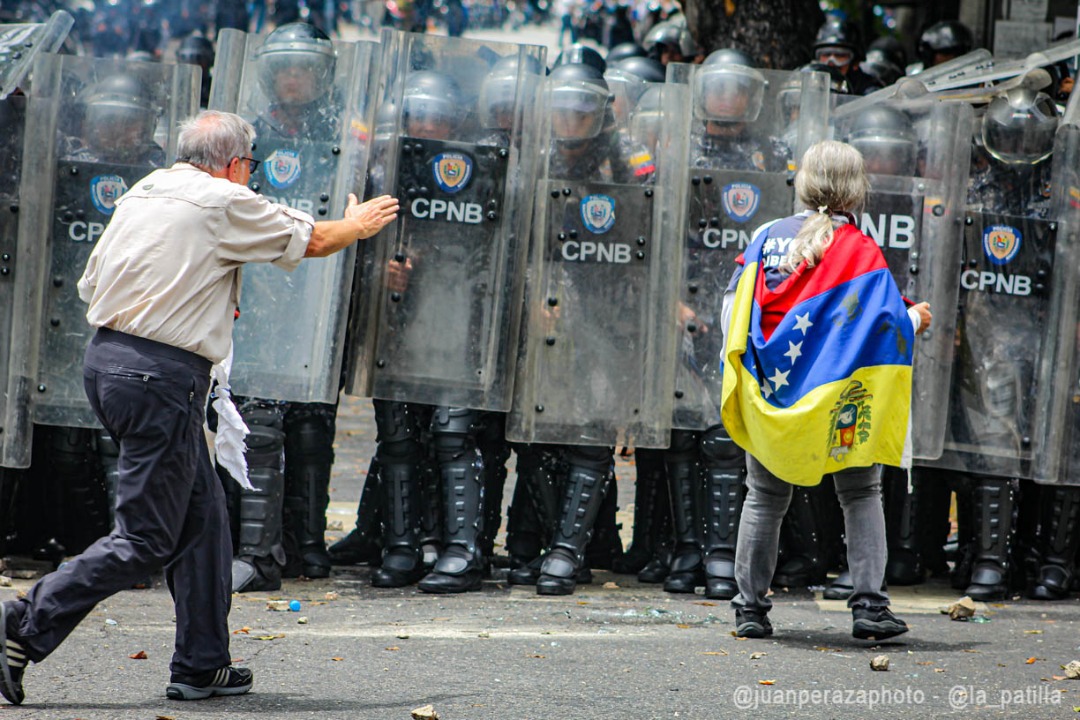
[761, 381, 773, 399]
[793, 312, 813, 335]
[784, 340, 803, 363]
[768, 368, 790, 390]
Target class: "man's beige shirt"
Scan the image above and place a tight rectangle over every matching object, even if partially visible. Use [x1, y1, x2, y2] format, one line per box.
[78, 163, 314, 363]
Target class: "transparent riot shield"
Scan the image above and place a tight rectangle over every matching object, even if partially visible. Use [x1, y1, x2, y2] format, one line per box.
[831, 97, 974, 460]
[505, 78, 685, 448]
[13, 53, 198, 429]
[927, 211, 1055, 478]
[347, 29, 545, 411]
[664, 64, 829, 431]
[209, 29, 377, 403]
[1033, 95, 1080, 486]
[0, 10, 73, 100]
[0, 13, 74, 467]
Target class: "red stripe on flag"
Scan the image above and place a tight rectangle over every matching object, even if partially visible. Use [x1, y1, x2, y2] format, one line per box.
[755, 224, 890, 341]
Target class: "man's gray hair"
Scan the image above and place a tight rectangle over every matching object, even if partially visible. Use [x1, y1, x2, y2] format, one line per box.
[176, 110, 256, 171]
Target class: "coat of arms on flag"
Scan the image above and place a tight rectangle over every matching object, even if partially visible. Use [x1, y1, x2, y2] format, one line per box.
[432, 152, 473, 193]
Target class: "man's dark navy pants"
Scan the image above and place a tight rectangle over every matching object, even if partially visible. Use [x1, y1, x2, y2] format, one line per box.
[4, 328, 232, 676]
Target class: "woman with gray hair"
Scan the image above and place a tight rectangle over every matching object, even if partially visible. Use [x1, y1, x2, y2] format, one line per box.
[719, 140, 931, 641]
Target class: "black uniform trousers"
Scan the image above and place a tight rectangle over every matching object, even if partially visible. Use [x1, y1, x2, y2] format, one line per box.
[4, 328, 232, 676]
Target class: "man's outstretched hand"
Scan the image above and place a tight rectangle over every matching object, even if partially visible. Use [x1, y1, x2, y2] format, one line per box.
[346, 193, 399, 239]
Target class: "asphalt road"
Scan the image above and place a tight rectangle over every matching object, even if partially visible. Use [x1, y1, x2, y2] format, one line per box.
[4, 396, 1080, 719]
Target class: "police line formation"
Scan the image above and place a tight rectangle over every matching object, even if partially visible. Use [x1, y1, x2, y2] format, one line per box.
[2, 12, 1080, 609]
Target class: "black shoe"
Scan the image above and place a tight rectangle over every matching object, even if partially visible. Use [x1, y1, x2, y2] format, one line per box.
[1027, 566, 1073, 601]
[822, 570, 853, 600]
[231, 556, 282, 593]
[328, 529, 381, 565]
[536, 547, 581, 596]
[166, 665, 253, 700]
[0, 604, 26, 706]
[637, 556, 670, 584]
[852, 607, 909, 641]
[704, 552, 738, 600]
[417, 547, 484, 594]
[284, 544, 332, 580]
[965, 563, 1006, 601]
[371, 548, 426, 588]
[735, 608, 773, 639]
[508, 556, 542, 586]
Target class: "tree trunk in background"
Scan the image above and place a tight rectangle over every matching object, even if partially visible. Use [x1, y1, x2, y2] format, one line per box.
[683, 0, 825, 70]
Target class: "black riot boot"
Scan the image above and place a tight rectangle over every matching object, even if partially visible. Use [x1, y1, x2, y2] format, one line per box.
[965, 476, 1016, 601]
[507, 444, 565, 586]
[231, 402, 287, 593]
[282, 403, 336, 579]
[586, 471, 623, 571]
[505, 469, 543, 575]
[536, 446, 612, 596]
[328, 456, 383, 565]
[883, 467, 925, 585]
[1028, 486, 1080, 600]
[370, 401, 426, 588]
[700, 425, 744, 600]
[664, 432, 704, 594]
[614, 448, 666, 575]
[477, 413, 511, 565]
[418, 407, 486, 593]
[370, 450, 425, 587]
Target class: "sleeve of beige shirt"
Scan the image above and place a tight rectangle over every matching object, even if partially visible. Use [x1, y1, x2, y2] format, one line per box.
[217, 186, 315, 271]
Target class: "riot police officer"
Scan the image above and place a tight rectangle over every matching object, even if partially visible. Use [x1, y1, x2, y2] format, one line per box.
[812, 17, 882, 96]
[929, 88, 1060, 600]
[225, 22, 343, 592]
[915, 20, 975, 73]
[509, 61, 657, 595]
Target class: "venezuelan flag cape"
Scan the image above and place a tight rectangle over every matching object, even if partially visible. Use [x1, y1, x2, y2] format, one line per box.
[720, 222, 914, 487]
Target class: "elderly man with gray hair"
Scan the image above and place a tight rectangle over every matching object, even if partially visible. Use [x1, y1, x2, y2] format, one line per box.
[0, 111, 398, 705]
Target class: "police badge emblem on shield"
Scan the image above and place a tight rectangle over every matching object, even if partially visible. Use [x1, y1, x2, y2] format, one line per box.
[89, 175, 129, 215]
[580, 194, 616, 234]
[721, 183, 761, 224]
[432, 152, 473, 194]
[982, 224, 1021, 265]
[265, 148, 302, 190]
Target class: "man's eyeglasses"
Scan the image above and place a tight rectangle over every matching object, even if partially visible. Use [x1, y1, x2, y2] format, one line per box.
[237, 156, 261, 173]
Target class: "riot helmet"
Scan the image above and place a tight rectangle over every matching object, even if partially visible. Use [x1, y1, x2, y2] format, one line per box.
[860, 53, 903, 87]
[813, 17, 862, 72]
[694, 62, 765, 127]
[177, 34, 215, 72]
[981, 88, 1058, 166]
[78, 73, 159, 160]
[478, 55, 542, 131]
[612, 56, 665, 83]
[606, 42, 646, 65]
[402, 70, 462, 140]
[847, 105, 917, 176]
[917, 21, 974, 69]
[552, 44, 606, 75]
[643, 21, 694, 65]
[255, 22, 336, 107]
[548, 63, 612, 146]
[703, 47, 755, 68]
[867, 36, 906, 71]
